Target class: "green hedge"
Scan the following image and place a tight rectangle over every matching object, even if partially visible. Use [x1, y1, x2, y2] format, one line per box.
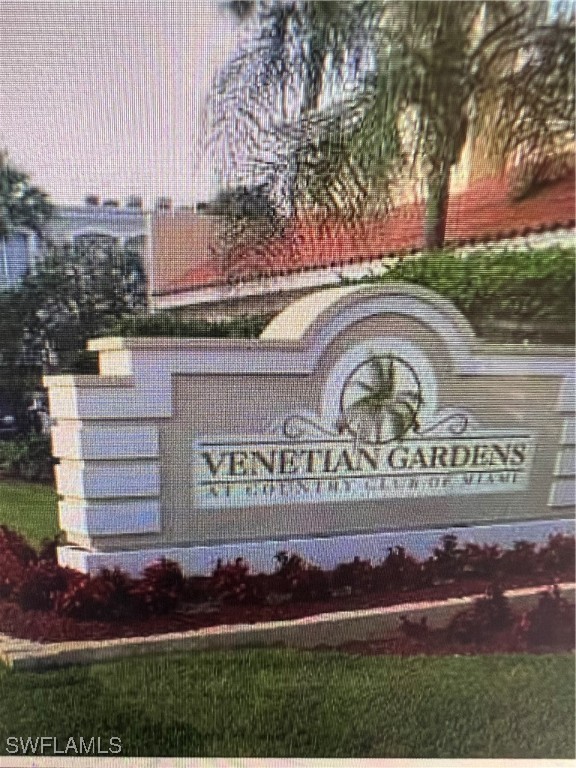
[0, 435, 55, 483]
[343, 246, 574, 344]
[111, 247, 574, 345]
[111, 313, 272, 339]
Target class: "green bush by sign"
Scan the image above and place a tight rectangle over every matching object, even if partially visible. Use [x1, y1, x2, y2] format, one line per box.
[113, 247, 575, 345]
[374, 246, 575, 342]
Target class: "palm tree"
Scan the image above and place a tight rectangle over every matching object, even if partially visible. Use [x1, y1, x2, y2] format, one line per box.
[0, 152, 53, 240]
[301, 0, 575, 246]
[341, 356, 422, 444]
[210, 1, 373, 218]
[1, 152, 53, 285]
[210, 0, 574, 255]
[476, 2, 575, 200]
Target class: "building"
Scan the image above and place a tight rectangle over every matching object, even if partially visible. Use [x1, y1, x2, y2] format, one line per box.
[148, 170, 575, 320]
[0, 196, 150, 290]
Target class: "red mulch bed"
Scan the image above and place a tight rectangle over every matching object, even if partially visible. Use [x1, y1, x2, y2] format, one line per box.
[1, 571, 572, 645]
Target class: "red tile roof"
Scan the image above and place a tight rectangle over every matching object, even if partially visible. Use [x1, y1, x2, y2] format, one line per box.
[162, 172, 575, 295]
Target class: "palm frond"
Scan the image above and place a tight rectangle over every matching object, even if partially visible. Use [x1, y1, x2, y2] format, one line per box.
[369, 356, 395, 398]
[355, 380, 377, 394]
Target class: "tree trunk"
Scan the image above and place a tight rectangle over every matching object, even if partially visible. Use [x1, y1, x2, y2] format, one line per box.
[302, 58, 325, 114]
[423, 159, 452, 249]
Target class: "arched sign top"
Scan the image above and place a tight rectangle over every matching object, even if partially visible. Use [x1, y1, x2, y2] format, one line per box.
[260, 282, 477, 362]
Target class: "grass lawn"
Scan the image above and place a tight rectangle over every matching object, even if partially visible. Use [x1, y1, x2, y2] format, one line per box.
[0, 478, 58, 547]
[0, 650, 573, 758]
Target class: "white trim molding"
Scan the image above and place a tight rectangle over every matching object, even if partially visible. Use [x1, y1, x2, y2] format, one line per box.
[55, 460, 160, 499]
[57, 518, 576, 576]
[59, 499, 161, 536]
[51, 424, 159, 460]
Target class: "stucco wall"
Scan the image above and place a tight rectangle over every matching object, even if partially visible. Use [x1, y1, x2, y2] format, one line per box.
[45, 283, 575, 573]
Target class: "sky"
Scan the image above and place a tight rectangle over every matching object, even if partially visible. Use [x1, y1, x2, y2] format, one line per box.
[3, 0, 570, 211]
[1, 1, 243, 207]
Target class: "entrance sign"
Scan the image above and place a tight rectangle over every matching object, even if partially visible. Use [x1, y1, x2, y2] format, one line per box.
[45, 284, 574, 575]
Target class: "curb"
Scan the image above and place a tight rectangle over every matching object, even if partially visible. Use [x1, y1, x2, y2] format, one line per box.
[1, 583, 574, 671]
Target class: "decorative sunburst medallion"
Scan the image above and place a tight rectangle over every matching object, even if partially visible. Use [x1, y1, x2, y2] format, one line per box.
[338, 354, 423, 444]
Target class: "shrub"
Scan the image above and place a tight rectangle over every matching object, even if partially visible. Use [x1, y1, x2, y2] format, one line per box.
[111, 312, 272, 340]
[37, 532, 65, 565]
[458, 542, 502, 579]
[425, 537, 503, 582]
[0, 527, 71, 609]
[538, 534, 576, 577]
[183, 575, 212, 603]
[518, 585, 575, 649]
[129, 558, 185, 615]
[15, 562, 70, 611]
[274, 551, 331, 602]
[499, 540, 539, 576]
[372, 547, 424, 592]
[0, 526, 42, 600]
[399, 615, 429, 640]
[56, 568, 137, 621]
[54, 574, 100, 620]
[447, 583, 513, 643]
[0, 553, 27, 600]
[54, 560, 186, 621]
[0, 434, 55, 482]
[0, 441, 24, 479]
[0, 524, 574, 628]
[332, 556, 373, 594]
[209, 557, 264, 605]
[114, 248, 575, 344]
[0, 524, 38, 566]
[349, 247, 575, 343]
[427, 534, 462, 582]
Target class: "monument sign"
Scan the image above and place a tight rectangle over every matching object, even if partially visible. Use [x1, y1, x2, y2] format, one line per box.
[45, 284, 575, 574]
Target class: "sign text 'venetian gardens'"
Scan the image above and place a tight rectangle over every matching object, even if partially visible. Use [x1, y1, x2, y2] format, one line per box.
[45, 284, 574, 574]
[196, 436, 535, 507]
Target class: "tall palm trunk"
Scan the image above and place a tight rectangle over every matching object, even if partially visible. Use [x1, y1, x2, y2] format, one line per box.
[423, 156, 452, 249]
[423, 110, 468, 248]
[301, 60, 324, 113]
